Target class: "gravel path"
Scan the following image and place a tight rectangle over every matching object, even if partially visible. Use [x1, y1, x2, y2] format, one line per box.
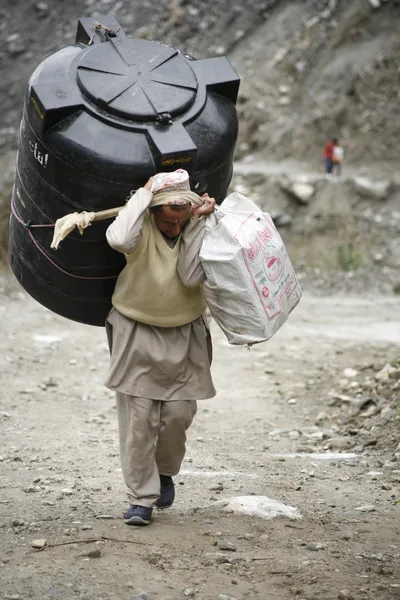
[1, 274, 399, 600]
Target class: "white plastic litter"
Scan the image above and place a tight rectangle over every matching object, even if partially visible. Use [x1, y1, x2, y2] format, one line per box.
[215, 495, 302, 520]
[200, 192, 302, 345]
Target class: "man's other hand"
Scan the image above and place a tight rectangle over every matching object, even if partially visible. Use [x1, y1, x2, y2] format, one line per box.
[192, 194, 216, 219]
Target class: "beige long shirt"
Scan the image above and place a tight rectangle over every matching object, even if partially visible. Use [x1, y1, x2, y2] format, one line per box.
[104, 188, 216, 401]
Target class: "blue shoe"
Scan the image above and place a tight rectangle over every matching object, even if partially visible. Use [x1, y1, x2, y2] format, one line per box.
[123, 504, 152, 526]
[156, 475, 175, 509]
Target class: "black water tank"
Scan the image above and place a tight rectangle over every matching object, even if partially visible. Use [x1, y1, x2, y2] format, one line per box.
[9, 15, 240, 327]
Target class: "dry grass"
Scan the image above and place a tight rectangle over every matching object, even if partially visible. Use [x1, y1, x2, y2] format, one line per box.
[286, 217, 368, 273]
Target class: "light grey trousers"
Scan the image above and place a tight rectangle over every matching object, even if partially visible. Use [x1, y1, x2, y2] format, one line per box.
[116, 393, 197, 507]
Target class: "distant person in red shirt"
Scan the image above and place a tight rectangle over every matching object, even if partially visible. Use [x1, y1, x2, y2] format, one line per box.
[323, 137, 337, 175]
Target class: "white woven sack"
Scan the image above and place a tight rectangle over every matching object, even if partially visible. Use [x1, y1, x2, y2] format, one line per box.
[200, 192, 302, 345]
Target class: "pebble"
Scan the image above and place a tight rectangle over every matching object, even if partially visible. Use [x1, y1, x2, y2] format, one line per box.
[307, 543, 325, 551]
[204, 552, 232, 564]
[218, 540, 237, 552]
[338, 591, 354, 600]
[343, 368, 358, 378]
[81, 548, 101, 559]
[12, 519, 24, 527]
[354, 504, 376, 512]
[219, 595, 237, 600]
[24, 486, 40, 493]
[35, 2, 49, 12]
[209, 484, 224, 491]
[31, 539, 46, 549]
[326, 436, 353, 450]
[183, 589, 195, 597]
[96, 514, 114, 520]
[61, 488, 74, 496]
[135, 593, 148, 600]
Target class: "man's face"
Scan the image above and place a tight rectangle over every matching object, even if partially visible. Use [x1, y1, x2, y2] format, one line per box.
[152, 205, 191, 240]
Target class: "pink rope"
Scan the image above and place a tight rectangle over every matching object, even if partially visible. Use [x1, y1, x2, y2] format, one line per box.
[10, 200, 118, 281]
[10, 200, 55, 228]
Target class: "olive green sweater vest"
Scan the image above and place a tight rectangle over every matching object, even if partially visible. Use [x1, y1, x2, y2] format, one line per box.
[111, 213, 206, 327]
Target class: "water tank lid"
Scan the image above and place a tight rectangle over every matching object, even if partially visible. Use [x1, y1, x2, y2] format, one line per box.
[77, 38, 198, 121]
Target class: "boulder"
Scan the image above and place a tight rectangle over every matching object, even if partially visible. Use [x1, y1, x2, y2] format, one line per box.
[353, 177, 391, 200]
[281, 178, 315, 205]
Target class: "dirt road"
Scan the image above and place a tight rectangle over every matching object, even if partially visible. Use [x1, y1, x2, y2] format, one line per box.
[1, 274, 399, 600]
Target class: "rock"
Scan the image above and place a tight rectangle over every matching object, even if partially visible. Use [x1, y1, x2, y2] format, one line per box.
[215, 495, 302, 520]
[343, 368, 358, 378]
[307, 543, 325, 551]
[209, 484, 224, 491]
[354, 504, 376, 512]
[31, 538, 46, 549]
[338, 591, 354, 600]
[326, 436, 352, 451]
[375, 363, 398, 381]
[135, 593, 148, 600]
[35, 2, 49, 14]
[315, 411, 331, 426]
[281, 180, 315, 205]
[353, 177, 391, 200]
[218, 540, 237, 552]
[369, 0, 381, 7]
[7, 39, 27, 56]
[204, 552, 232, 564]
[288, 430, 300, 440]
[183, 589, 195, 597]
[273, 213, 292, 227]
[24, 486, 40, 493]
[81, 548, 101, 558]
[219, 595, 237, 600]
[42, 377, 58, 387]
[96, 514, 114, 519]
[12, 519, 24, 527]
[363, 438, 378, 448]
[61, 488, 74, 496]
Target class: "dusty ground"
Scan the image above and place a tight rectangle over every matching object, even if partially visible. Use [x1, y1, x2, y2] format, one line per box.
[1, 273, 399, 600]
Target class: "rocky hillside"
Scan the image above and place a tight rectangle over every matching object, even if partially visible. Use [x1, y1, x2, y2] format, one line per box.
[1, 0, 399, 167]
[231, 0, 400, 168]
[0, 0, 399, 277]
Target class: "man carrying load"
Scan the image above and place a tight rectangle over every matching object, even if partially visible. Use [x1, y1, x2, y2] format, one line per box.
[105, 169, 217, 526]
